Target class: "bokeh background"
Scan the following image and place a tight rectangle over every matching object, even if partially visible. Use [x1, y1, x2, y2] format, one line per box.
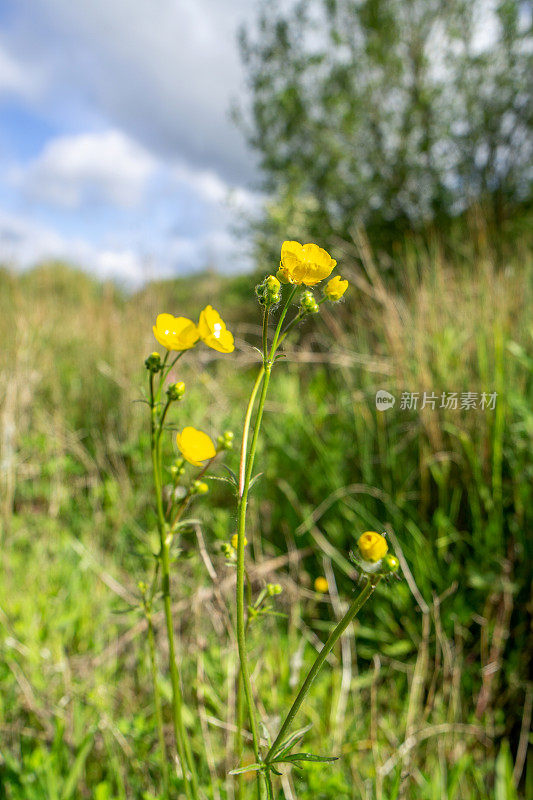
[1, 1, 532, 799]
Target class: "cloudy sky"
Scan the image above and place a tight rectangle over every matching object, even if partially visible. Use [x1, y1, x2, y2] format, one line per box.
[0, 0, 260, 284]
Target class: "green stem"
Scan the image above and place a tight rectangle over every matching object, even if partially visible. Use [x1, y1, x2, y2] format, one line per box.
[234, 288, 297, 797]
[150, 375, 199, 800]
[161, 541, 199, 798]
[266, 577, 380, 762]
[146, 609, 170, 799]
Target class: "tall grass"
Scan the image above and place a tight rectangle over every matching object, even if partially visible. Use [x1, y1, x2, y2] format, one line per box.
[0, 225, 531, 798]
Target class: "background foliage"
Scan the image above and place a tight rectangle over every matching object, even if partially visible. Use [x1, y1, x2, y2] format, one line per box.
[239, 0, 532, 252]
[1, 219, 532, 797]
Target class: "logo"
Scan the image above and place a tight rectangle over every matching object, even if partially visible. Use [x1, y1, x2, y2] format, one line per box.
[375, 390, 395, 410]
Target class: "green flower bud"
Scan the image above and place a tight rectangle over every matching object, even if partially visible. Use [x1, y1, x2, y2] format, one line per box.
[267, 583, 282, 596]
[166, 381, 185, 401]
[217, 430, 234, 451]
[382, 554, 400, 574]
[221, 542, 236, 560]
[299, 290, 319, 315]
[266, 275, 280, 294]
[144, 352, 162, 373]
[192, 480, 209, 495]
[255, 282, 267, 305]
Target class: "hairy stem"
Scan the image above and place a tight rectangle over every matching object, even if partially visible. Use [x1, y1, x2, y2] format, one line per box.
[146, 609, 170, 799]
[150, 369, 199, 800]
[266, 577, 380, 761]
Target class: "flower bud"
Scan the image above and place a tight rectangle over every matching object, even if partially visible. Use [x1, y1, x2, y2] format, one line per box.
[357, 531, 388, 562]
[192, 480, 209, 495]
[266, 275, 280, 294]
[231, 534, 247, 549]
[314, 576, 329, 593]
[217, 430, 234, 451]
[267, 583, 282, 596]
[255, 282, 267, 305]
[324, 275, 349, 301]
[299, 290, 319, 315]
[382, 554, 399, 574]
[145, 351, 162, 373]
[222, 542, 235, 560]
[166, 381, 185, 401]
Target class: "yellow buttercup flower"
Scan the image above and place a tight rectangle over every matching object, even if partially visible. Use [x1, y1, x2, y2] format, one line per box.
[314, 576, 329, 593]
[198, 305, 235, 353]
[325, 275, 349, 301]
[278, 240, 336, 286]
[153, 313, 199, 351]
[176, 427, 217, 467]
[357, 531, 388, 562]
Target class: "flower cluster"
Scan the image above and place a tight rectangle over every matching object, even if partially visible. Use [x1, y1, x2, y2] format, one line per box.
[266, 240, 349, 311]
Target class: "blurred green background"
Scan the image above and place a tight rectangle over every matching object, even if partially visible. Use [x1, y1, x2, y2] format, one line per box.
[1, 1, 532, 798]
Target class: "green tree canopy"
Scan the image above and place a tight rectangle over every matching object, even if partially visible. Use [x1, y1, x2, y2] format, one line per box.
[239, 0, 532, 250]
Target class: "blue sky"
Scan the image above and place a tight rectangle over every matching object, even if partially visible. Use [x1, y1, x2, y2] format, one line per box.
[0, 0, 260, 284]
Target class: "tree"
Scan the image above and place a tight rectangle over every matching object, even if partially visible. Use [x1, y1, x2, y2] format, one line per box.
[238, 0, 532, 252]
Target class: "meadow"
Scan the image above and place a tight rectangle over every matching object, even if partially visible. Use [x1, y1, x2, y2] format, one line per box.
[0, 222, 531, 799]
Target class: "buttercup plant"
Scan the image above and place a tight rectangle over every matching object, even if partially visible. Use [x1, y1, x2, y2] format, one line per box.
[139, 241, 399, 799]
[231, 241, 398, 798]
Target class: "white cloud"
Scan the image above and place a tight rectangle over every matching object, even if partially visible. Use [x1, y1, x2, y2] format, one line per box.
[9, 0, 257, 184]
[17, 129, 157, 208]
[0, 40, 39, 98]
[171, 161, 261, 209]
[0, 210, 147, 284]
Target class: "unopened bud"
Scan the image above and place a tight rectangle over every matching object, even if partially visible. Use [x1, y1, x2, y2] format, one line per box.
[382, 554, 400, 574]
[145, 352, 162, 373]
[267, 583, 282, 596]
[222, 542, 235, 560]
[217, 430, 234, 451]
[166, 381, 185, 401]
[192, 480, 209, 495]
[300, 290, 319, 315]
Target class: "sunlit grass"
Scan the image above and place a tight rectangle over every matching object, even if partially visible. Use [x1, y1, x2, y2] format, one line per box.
[0, 223, 531, 798]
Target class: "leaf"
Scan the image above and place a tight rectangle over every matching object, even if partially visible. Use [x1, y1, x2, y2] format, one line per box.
[271, 724, 312, 759]
[219, 464, 239, 486]
[60, 729, 95, 800]
[229, 763, 264, 775]
[275, 752, 338, 765]
[206, 475, 238, 488]
[248, 472, 264, 491]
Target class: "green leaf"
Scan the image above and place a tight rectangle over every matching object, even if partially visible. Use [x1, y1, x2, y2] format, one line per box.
[495, 740, 518, 800]
[272, 724, 312, 759]
[248, 472, 264, 490]
[60, 729, 95, 800]
[229, 763, 264, 776]
[219, 464, 238, 485]
[274, 752, 338, 765]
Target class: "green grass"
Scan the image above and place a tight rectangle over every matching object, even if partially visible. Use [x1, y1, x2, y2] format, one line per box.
[0, 224, 531, 799]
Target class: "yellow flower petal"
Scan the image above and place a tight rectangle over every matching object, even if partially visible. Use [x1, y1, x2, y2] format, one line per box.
[279, 240, 336, 286]
[357, 531, 388, 562]
[153, 313, 199, 351]
[176, 427, 217, 467]
[198, 305, 235, 353]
